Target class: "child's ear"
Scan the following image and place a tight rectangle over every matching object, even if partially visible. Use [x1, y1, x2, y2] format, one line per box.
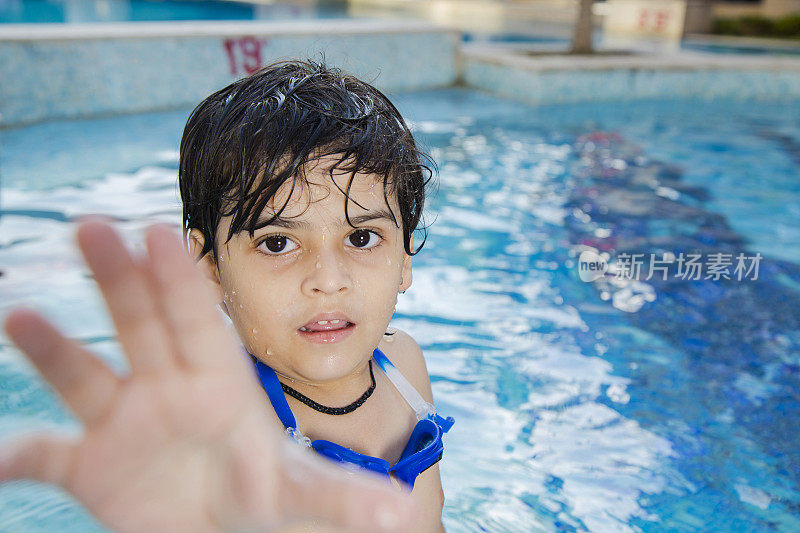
[399, 237, 413, 293]
[186, 229, 225, 306]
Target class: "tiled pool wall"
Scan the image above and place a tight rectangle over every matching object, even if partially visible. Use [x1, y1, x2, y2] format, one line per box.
[461, 44, 800, 105]
[0, 20, 459, 127]
[3, 20, 800, 127]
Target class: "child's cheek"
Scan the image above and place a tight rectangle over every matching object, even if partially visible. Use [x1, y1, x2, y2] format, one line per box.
[376, 273, 402, 317]
[223, 289, 258, 328]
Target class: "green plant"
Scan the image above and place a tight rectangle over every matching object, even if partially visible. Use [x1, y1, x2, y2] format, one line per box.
[738, 15, 774, 36]
[712, 13, 800, 38]
[712, 17, 742, 36]
[773, 14, 800, 37]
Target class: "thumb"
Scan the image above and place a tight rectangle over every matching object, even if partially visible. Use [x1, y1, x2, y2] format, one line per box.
[277, 442, 418, 532]
[0, 431, 79, 487]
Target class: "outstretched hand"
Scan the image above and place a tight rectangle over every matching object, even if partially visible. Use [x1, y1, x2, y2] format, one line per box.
[1, 221, 415, 532]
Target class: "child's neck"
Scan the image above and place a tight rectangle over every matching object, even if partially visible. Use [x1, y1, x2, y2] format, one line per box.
[274, 359, 374, 408]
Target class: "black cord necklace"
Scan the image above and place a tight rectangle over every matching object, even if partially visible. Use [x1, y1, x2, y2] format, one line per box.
[280, 360, 376, 415]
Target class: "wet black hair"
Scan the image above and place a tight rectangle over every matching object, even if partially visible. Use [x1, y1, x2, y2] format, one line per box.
[179, 58, 434, 259]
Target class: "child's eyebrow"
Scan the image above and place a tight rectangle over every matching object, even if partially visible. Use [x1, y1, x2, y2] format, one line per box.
[346, 209, 398, 227]
[257, 209, 398, 230]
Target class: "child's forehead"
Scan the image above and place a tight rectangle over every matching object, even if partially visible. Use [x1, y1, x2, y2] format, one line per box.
[263, 157, 398, 218]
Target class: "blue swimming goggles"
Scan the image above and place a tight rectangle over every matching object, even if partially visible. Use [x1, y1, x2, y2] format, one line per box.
[252, 348, 454, 489]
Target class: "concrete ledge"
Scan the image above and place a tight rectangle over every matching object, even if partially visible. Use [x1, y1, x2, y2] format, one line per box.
[0, 19, 458, 127]
[461, 43, 800, 105]
[0, 19, 450, 41]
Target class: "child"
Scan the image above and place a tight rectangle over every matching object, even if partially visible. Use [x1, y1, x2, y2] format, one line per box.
[180, 59, 452, 530]
[1, 59, 451, 532]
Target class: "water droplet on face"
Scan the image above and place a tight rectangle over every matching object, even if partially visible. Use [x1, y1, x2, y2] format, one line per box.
[252, 328, 258, 335]
[386, 257, 392, 266]
[316, 261, 321, 269]
[266, 349, 273, 356]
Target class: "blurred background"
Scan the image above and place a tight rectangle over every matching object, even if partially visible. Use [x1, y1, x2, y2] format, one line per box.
[2, 1, 800, 532]
[3, 0, 800, 50]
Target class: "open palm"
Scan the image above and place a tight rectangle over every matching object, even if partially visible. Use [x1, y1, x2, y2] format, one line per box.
[2, 221, 413, 532]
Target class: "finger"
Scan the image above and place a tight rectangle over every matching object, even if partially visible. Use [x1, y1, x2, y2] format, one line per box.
[145, 225, 242, 372]
[4, 309, 120, 425]
[76, 221, 173, 374]
[279, 444, 418, 533]
[0, 431, 79, 487]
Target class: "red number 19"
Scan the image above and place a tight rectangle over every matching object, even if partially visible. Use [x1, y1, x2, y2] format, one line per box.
[224, 36, 269, 76]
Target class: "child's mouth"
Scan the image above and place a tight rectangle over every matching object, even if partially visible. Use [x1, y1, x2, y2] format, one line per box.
[298, 317, 355, 343]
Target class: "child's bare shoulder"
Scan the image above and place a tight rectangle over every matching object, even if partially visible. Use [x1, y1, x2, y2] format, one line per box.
[378, 329, 434, 403]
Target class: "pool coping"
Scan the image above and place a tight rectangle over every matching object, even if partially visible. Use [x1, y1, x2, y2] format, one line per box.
[0, 18, 450, 41]
[4, 17, 800, 127]
[0, 18, 460, 127]
[459, 42, 800, 72]
[459, 41, 800, 105]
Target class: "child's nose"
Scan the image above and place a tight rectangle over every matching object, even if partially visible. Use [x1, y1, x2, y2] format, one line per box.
[301, 249, 351, 296]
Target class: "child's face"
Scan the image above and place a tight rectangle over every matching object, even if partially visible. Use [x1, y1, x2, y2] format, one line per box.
[200, 155, 412, 384]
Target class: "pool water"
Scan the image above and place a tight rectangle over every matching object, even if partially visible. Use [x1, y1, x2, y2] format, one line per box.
[681, 41, 800, 56]
[0, 0, 348, 24]
[460, 33, 800, 57]
[1, 89, 800, 531]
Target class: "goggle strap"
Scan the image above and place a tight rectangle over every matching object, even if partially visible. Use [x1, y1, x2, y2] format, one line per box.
[373, 349, 436, 420]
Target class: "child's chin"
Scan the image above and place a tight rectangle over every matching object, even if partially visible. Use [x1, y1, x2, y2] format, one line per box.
[299, 359, 367, 384]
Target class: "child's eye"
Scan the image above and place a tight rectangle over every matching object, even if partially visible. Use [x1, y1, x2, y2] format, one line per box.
[345, 229, 381, 249]
[258, 235, 298, 255]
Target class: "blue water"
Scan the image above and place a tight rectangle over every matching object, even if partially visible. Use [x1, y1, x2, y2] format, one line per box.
[460, 33, 800, 57]
[681, 41, 800, 56]
[1, 89, 800, 531]
[0, 0, 348, 24]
